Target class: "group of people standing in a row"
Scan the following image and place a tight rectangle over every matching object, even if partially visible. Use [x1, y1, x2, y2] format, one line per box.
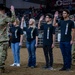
[0, 5, 75, 73]
[10, 9, 75, 71]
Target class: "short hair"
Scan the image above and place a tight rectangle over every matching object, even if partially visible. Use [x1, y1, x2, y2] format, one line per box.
[0, 4, 6, 11]
[14, 18, 20, 25]
[46, 13, 53, 19]
[63, 9, 70, 15]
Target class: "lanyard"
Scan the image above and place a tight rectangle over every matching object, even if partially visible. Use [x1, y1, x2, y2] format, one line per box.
[15, 29, 18, 38]
[65, 23, 68, 35]
[31, 28, 34, 38]
[47, 27, 50, 39]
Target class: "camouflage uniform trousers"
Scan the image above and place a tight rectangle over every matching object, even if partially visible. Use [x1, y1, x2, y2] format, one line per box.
[72, 44, 75, 63]
[0, 42, 9, 66]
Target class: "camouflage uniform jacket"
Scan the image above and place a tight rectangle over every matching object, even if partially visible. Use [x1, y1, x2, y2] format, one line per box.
[0, 12, 16, 42]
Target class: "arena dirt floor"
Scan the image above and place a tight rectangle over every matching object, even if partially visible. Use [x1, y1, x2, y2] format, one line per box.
[0, 47, 75, 75]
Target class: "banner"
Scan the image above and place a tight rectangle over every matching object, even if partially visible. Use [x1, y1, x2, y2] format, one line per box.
[55, 0, 75, 6]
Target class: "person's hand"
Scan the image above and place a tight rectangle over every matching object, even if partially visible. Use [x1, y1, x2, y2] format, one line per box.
[35, 43, 38, 47]
[51, 43, 55, 48]
[39, 15, 44, 22]
[10, 5, 15, 12]
[54, 11, 59, 18]
[21, 17, 25, 22]
[19, 42, 22, 46]
[70, 40, 73, 45]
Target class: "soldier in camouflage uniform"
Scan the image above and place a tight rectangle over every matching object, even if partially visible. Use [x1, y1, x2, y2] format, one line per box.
[0, 5, 16, 72]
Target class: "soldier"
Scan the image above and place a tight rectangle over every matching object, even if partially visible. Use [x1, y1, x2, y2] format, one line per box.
[0, 4, 16, 73]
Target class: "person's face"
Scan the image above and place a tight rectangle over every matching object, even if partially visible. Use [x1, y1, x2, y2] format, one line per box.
[45, 16, 51, 22]
[62, 11, 69, 18]
[13, 21, 17, 26]
[70, 16, 74, 21]
[29, 19, 34, 25]
[0, 10, 5, 14]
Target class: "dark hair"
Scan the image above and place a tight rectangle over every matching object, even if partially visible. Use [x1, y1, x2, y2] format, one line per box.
[63, 9, 70, 15]
[0, 4, 6, 10]
[46, 13, 53, 19]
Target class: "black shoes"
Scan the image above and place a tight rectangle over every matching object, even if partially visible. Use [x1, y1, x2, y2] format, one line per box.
[59, 68, 71, 71]
[26, 66, 37, 69]
[42, 66, 49, 69]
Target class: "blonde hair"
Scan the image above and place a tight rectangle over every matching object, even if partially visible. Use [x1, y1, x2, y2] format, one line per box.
[14, 18, 20, 25]
[29, 18, 36, 28]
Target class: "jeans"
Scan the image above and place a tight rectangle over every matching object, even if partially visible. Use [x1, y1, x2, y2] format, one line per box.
[60, 42, 72, 69]
[26, 40, 36, 67]
[43, 45, 53, 67]
[11, 42, 20, 64]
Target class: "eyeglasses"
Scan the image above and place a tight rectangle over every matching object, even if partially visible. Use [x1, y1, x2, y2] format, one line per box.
[45, 17, 49, 18]
[63, 13, 67, 14]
